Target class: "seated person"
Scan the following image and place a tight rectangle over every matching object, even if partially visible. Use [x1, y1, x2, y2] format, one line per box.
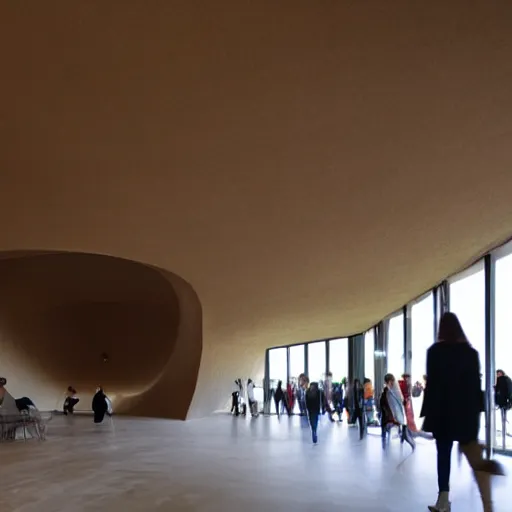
[16, 396, 47, 439]
[63, 386, 80, 415]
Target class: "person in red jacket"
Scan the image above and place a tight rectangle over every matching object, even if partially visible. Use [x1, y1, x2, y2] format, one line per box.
[286, 380, 296, 415]
[399, 374, 418, 432]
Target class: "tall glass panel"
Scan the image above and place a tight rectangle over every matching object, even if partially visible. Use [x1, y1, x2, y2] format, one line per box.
[387, 313, 404, 378]
[268, 347, 287, 387]
[495, 251, 512, 450]
[289, 344, 305, 381]
[328, 338, 348, 383]
[411, 292, 434, 424]
[449, 264, 485, 381]
[364, 329, 375, 385]
[307, 341, 326, 383]
[449, 261, 485, 440]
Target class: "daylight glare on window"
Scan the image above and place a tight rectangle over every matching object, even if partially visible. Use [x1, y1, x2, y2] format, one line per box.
[328, 338, 348, 382]
[411, 293, 433, 386]
[268, 347, 287, 384]
[289, 344, 305, 381]
[387, 314, 404, 378]
[308, 342, 326, 382]
[449, 265, 485, 382]
[364, 329, 375, 384]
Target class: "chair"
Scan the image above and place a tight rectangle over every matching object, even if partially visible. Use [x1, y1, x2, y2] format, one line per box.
[0, 410, 50, 442]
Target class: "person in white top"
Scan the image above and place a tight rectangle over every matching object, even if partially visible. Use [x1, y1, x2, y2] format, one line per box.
[246, 379, 258, 417]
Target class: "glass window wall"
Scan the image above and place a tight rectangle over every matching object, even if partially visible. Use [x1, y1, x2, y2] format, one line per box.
[268, 347, 287, 391]
[308, 341, 326, 383]
[387, 313, 404, 378]
[364, 329, 375, 385]
[289, 344, 305, 382]
[495, 250, 512, 450]
[449, 262, 485, 382]
[449, 261, 485, 441]
[328, 338, 348, 383]
[411, 292, 434, 425]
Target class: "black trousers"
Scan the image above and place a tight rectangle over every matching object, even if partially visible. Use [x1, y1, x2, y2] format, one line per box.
[63, 398, 79, 415]
[231, 392, 239, 415]
[436, 439, 453, 492]
[308, 412, 319, 435]
[274, 397, 284, 416]
[354, 408, 365, 439]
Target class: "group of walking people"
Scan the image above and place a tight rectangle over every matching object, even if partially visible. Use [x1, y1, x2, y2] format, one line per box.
[272, 376, 305, 417]
[272, 374, 376, 424]
[298, 374, 416, 447]
[305, 313, 506, 511]
[229, 311, 505, 511]
[231, 378, 258, 417]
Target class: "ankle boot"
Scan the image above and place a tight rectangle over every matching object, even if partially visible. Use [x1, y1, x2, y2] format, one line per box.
[428, 491, 450, 512]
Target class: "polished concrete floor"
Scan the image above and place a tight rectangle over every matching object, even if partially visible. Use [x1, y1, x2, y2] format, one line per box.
[1, 414, 511, 512]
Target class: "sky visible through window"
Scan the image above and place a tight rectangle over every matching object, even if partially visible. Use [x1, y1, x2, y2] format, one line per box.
[329, 338, 348, 382]
[387, 314, 404, 378]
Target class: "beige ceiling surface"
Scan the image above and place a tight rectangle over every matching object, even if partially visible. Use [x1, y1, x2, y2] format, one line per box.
[1, 2, 512, 414]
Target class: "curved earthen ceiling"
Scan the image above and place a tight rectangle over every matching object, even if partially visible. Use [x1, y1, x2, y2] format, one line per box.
[1, 2, 512, 416]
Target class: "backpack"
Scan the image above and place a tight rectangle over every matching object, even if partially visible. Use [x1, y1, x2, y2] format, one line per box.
[332, 384, 343, 403]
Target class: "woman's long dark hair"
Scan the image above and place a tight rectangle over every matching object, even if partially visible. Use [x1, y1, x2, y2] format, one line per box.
[309, 381, 319, 396]
[438, 312, 469, 344]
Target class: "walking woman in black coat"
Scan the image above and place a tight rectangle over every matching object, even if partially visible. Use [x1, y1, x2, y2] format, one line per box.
[92, 387, 108, 424]
[421, 312, 503, 512]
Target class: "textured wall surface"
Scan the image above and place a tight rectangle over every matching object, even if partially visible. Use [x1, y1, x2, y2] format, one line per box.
[1, 2, 512, 417]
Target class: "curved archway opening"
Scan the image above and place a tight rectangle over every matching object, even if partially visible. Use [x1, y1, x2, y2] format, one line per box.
[0, 251, 202, 419]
